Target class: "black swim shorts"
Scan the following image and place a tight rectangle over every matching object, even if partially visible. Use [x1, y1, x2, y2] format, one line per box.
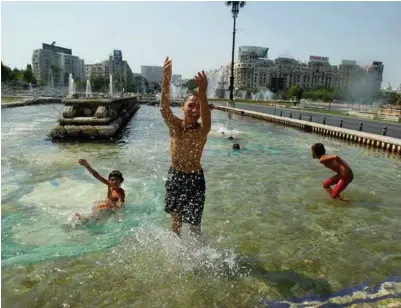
[164, 167, 206, 226]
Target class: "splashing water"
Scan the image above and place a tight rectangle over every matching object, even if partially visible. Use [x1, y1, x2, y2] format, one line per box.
[170, 83, 187, 99]
[252, 90, 274, 101]
[1, 104, 401, 307]
[85, 80, 92, 97]
[235, 90, 247, 100]
[67, 73, 75, 98]
[109, 74, 113, 97]
[206, 68, 224, 99]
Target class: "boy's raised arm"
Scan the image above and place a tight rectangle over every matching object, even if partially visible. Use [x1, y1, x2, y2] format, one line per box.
[78, 159, 109, 185]
[195, 71, 211, 135]
[160, 57, 179, 131]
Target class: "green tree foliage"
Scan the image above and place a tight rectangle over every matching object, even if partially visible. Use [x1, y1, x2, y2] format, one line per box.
[23, 64, 37, 84]
[184, 78, 197, 91]
[90, 75, 110, 92]
[153, 82, 161, 92]
[75, 80, 86, 92]
[388, 91, 401, 105]
[1, 62, 14, 82]
[2, 62, 37, 84]
[12, 68, 24, 81]
[301, 87, 340, 102]
[124, 75, 149, 93]
[284, 85, 304, 100]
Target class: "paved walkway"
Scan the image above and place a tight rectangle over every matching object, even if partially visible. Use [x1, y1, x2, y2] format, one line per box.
[214, 102, 401, 139]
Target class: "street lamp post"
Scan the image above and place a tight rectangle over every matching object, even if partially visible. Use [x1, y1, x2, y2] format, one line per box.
[225, 1, 246, 105]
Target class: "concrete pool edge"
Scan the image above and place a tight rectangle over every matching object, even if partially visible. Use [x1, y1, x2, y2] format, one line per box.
[1, 97, 62, 108]
[215, 105, 401, 155]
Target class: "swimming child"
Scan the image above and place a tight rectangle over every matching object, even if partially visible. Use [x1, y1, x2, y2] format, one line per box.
[311, 143, 354, 200]
[233, 143, 241, 150]
[73, 159, 125, 222]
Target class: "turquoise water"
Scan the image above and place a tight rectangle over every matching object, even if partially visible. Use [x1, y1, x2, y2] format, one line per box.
[2, 104, 401, 307]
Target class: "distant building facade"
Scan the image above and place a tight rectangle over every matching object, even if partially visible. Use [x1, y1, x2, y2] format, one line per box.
[141, 65, 163, 83]
[140, 65, 164, 90]
[32, 43, 85, 86]
[85, 50, 133, 90]
[221, 46, 384, 97]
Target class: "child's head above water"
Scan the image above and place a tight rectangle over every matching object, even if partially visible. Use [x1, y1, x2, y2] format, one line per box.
[109, 170, 124, 187]
[311, 143, 326, 158]
[182, 91, 200, 124]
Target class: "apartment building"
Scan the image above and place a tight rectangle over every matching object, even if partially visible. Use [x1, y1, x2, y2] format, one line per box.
[222, 46, 384, 96]
[85, 50, 133, 88]
[32, 43, 85, 86]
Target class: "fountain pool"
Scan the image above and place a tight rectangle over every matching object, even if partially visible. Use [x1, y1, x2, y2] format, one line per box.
[2, 105, 401, 307]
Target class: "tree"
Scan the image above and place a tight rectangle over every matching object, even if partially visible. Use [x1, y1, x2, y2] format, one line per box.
[1, 62, 14, 82]
[50, 64, 58, 75]
[23, 64, 36, 84]
[184, 78, 197, 91]
[91, 75, 105, 92]
[153, 82, 161, 92]
[113, 74, 123, 91]
[388, 92, 401, 105]
[285, 85, 303, 100]
[301, 87, 340, 102]
[75, 80, 86, 92]
[12, 68, 24, 81]
[91, 75, 110, 92]
[129, 75, 149, 93]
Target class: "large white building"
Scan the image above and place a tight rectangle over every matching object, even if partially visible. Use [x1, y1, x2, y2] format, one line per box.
[32, 43, 85, 86]
[85, 50, 133, 89]
[140, 65, 163, 84]
[222, 46, 384, 97]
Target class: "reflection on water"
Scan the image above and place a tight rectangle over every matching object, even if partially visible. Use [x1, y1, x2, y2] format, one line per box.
[2, 104, 401, 307]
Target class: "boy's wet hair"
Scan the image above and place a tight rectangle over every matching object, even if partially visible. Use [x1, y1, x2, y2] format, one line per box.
[109, 170, 124, 182]
[312, 143, 326, 157]
[182, 91, 199, 106]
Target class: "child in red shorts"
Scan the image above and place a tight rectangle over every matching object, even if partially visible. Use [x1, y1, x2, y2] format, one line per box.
[311, 143, 354, 200]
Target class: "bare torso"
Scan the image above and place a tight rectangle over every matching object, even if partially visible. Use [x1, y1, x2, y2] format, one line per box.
[169, 122, 207, 173]
[320, 155, 352, 177]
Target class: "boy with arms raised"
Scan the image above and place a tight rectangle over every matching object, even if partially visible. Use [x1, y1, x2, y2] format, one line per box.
[160, 57, 211, 236]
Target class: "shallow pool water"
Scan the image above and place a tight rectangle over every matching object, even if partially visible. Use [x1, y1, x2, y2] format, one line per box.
[2, 104, 401, 307]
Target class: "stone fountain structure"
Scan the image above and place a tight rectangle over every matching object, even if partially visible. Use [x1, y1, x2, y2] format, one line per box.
[49, 96, 140, 140]
[49, 76, 139, 140]
[49, 74, 141, 140]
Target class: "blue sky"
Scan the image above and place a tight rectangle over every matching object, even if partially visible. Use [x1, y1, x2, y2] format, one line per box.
[1, 1, 400, 87]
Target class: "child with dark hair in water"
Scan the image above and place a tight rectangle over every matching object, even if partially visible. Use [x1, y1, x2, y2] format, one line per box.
[311, 143, 353, 200]
[73, 159, 125, 222]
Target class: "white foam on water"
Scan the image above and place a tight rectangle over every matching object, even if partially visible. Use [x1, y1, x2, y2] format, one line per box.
[212, 123, 243, 138]
[20, 177, 104, 220]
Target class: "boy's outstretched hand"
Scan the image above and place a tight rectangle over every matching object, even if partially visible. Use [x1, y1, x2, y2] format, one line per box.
[78, 158, 89, 167]
[162, 57, 172, 86]
[194, 71, 208, 93]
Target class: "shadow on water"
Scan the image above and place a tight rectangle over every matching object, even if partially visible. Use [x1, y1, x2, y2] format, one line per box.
[259, 276, 401, 307]
[218, 255, 400, 306]
[218, 255, 333, 299]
